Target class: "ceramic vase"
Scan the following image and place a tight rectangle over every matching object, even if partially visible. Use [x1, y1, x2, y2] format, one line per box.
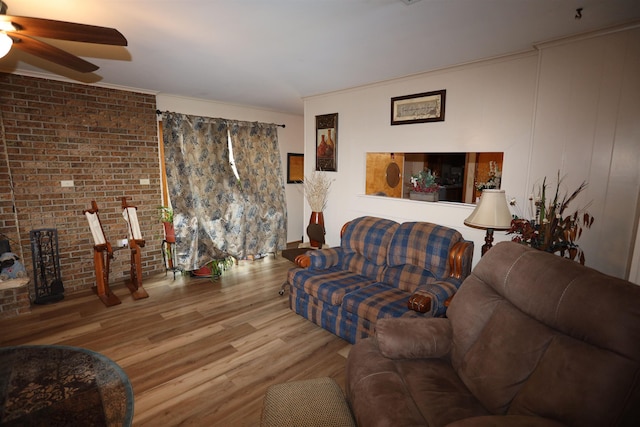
[163, 222, 176, 243]
[309, 211, 325, 248]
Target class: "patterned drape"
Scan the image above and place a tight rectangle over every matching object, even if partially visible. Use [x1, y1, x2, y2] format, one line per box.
[162, 112, 287, 269]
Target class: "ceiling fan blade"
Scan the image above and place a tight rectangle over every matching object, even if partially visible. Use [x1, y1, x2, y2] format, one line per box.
[1, 15, 127, 46]
[11, 35, 99, 73]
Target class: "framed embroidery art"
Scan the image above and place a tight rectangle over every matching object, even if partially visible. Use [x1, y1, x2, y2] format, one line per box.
[391, 90, 446, 125]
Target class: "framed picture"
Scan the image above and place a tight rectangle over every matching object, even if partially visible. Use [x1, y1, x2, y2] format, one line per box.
[315, 113, 338, 171]
[391, 89, 446, 125]
[287, 153, 304, 183]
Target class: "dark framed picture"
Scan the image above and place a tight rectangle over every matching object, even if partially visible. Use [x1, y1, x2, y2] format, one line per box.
[315, 113, 338, 171]
[391, 89, 446, 125]
[286, 153, 304, 183]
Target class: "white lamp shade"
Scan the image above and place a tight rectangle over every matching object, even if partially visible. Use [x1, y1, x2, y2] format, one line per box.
[464, 189, 512, 230]
[0, 33, 12, 58]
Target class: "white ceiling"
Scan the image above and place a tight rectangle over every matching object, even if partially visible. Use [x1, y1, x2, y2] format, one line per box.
[1, 0, 639, 114]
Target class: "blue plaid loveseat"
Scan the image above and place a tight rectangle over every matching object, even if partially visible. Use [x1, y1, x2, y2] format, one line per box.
[287, 216, 473, 344]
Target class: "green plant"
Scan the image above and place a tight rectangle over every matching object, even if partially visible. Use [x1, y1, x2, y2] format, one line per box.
[157, 206, 174, 223]
[208, 257, 234, 280]
[410, 168, 440, 193]
[508, 171, 594, 264]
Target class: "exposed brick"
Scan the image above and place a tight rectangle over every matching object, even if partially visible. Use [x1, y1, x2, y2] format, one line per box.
[0, 73, 164, 309]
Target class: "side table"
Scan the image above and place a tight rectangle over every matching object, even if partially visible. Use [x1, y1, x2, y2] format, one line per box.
[161, 240, 181, 279]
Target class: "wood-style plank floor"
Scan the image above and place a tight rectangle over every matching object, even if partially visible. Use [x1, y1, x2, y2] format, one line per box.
[0, 254, 351, 426]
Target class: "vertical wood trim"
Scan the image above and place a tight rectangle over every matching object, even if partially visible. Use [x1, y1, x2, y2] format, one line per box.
[158, 121, 170, 206]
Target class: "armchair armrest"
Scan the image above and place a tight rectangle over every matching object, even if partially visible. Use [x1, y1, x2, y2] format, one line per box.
[375, 317, 452, 360]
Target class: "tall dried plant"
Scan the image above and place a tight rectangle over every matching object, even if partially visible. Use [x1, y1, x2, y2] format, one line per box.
[303, 171, 332, 212]
[508, 171, 594, 264]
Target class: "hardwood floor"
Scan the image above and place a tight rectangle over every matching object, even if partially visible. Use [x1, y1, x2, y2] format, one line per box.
[0, 254, 351, 426]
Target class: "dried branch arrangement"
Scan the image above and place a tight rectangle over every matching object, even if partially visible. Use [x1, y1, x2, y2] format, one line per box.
[303, 171, 333, 212]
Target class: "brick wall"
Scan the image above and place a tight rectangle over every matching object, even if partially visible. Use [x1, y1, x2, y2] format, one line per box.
[0, 73, 165, 300]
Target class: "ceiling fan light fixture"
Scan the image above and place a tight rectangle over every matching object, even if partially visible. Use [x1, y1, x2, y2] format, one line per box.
[0, 20, 16, 32]
[0, 32, 12, 58]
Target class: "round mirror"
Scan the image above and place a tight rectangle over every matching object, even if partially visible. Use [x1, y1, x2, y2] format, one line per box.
[386, 162, 401, 188]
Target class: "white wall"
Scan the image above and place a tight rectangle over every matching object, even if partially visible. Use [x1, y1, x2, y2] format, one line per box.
[303, 25, 640, 279]
[303, 51, 539, 262]
[530, 26, 640, 278]
[156, 94, 305, 243]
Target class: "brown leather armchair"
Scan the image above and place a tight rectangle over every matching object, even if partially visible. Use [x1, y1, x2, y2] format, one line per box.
[346, 241, 640, 426]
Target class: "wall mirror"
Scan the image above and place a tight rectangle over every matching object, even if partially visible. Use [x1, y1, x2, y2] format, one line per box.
[365, 152, 503, 203]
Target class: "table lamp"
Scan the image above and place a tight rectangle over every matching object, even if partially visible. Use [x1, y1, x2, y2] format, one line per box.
[464, 189, 512, 256]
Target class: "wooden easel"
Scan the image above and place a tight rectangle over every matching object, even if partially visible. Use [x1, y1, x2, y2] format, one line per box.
[121, 197, 149, 300]
[83, 201, 121, 306]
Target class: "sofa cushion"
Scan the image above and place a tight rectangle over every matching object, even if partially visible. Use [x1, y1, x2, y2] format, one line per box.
[289, 266, 376, 306]
[290, 286, 346, 333]
[381, 263, 436, 293]
[290, 286, 375, 342]
[340, 216, 399, 280]
[341, 282, 421, 323]
[386, 222, 462, 281]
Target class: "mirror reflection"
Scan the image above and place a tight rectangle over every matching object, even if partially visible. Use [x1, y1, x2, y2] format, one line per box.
[365, 152, 503, 203]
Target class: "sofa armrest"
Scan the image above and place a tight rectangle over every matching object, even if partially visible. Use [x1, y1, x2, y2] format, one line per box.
[295, 247, 342, 269]
[294, 253, 311, 267]
[409, 278, 459, 317]
[448, 240, 474, 280]
[375, 317, 452, 359]
[446, 415, 568, 427]
[407, 292, 431, 313]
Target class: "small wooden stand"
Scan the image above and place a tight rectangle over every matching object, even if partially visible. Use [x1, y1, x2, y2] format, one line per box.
[121, 197, 149, 300]
[84, 199, 149, 307]
[83, 201, 121, 306]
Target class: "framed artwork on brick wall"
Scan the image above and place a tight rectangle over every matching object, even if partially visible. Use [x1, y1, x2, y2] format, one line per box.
[315, 113, 338, 172]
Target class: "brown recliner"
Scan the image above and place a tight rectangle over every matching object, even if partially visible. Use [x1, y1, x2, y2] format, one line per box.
[346, 241, 640, 427]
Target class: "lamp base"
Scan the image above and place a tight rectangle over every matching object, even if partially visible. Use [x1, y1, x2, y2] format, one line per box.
[481, 228, 495, 256]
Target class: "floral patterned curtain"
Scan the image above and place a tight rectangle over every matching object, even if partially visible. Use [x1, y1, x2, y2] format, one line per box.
[161, 112, 287, 269]
[229, 121, 288, 257]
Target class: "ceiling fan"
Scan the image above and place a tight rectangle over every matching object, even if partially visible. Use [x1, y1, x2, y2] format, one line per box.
[0, 1, 127, 73]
